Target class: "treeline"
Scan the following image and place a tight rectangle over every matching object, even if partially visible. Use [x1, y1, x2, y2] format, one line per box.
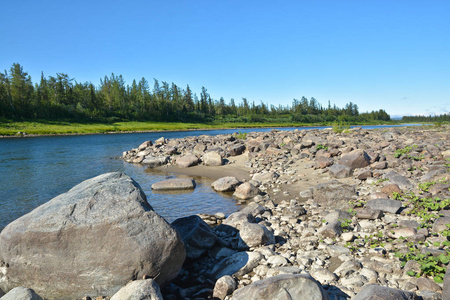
[402, 114, 450, 122]
[0, 63, 390, 123]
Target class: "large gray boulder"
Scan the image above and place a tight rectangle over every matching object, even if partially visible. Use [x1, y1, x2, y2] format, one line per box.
[171, 215, 217, 260]
[353, 284, 420, 300]
[366, 199, 402, 214]
[0, 172, 185, 300]
[230, 274, 329, 300]
[0, 287, 43, 300]
[110, 279, 163, 300]
[312, 180, 357, 209]
[328, 163, 352, 178]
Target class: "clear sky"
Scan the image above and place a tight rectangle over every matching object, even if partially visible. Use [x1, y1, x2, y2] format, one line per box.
[1, 0, 449, 117]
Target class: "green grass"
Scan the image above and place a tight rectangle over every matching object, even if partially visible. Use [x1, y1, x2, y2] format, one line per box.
[0, 120, 331, 136]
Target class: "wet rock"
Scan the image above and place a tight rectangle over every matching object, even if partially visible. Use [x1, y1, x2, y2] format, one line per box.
[110, 279, 163, 300]
[211, 177, 241, 192]
[176, 154, 199, 168]
[229, 274, 329, 300]
[151, 178, 196, 190]
[171, 215, 217, 260]
[0, 172, 185, 300]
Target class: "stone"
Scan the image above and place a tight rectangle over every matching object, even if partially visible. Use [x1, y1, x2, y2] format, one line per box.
[211, 177, 241, 192]
[388, 227, 417, 239]
[176, 154, 199, 168]
[154, 137, 165, 145]
[238, 222, 275, 249]
[334, 259, 362, 277]
[193, 144, 207, 155]
[444, 266, 450, 300]
[138, 140, 152, 151]
[432, 217, 450, 234]
[366, 198, 402, 214]
[267, 255, 289, 267]
[381, 183, 402, 196]
[311, 268, 338, 284]
[339, 149, 371, 170]
[353, 284, 420, 300]
[315, 156, 334, 169]
[202, 151, 223, 166]
[384, 171, 413, 190]
[372, 161, 387, 170]
[229, 274, 329, 300]
[233, 182, 259, 200]
[141, 156, 170, 168]
[328, 163, 352, 178]
[0, 287, 43, 300]
[416, 277, 442, 293]
[209, 251, 263, 280]
[324, 210, 352, 223]
[356, 169, 373, 180]
[213, 275, 237, 300]
[151, 178, 196, 190]
[171, 215, 217, 260]
[318, 220, 342, 238]
[229, 144, 246, 156]
[312, 180, 357, 209]
[221, 212, 254, 231]
[356, 208, 383, 219]
[252, 171, 279, 183]
[240, 202, 266, 217]
[110, 279, 163, 300]
[0, 172, 185, 300]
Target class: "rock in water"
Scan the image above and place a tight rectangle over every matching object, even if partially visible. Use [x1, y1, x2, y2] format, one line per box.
[230, 274, 329, 300]
[0, 172, 185, 300]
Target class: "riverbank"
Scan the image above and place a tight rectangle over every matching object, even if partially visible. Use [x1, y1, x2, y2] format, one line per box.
[123, 124, 450, 299]
[0, 119, 404, 137]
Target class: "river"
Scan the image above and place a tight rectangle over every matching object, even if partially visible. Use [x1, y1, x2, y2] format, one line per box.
[0, 124, 421, 230]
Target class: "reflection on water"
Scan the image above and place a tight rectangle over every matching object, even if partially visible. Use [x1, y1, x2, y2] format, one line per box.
[0, 124, 422, 230]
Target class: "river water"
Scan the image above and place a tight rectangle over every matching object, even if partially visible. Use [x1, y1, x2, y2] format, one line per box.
[0, 125, 420, 230]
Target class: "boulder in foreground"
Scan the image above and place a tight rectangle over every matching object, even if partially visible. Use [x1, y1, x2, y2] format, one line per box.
[110, 279, 163, 300]
[0, 172, 185, 300]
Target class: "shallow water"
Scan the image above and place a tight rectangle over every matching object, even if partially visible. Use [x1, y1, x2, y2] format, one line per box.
[0, 124, 421, 229]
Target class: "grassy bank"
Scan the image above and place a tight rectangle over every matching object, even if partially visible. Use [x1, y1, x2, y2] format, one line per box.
[0, 119, 405, 137]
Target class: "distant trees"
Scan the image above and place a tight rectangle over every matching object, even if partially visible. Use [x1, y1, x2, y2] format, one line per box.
[402, 114, 450, 122]
[0, 63, 391, 124]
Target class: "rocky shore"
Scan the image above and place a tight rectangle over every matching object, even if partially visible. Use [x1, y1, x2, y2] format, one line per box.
[1, 125, 449, 299]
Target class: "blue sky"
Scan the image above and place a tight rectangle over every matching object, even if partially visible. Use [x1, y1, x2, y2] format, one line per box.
[1, 1, 449, 117]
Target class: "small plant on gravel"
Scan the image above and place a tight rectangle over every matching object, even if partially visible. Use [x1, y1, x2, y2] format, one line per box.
[418, 181, 436, 192]
[316, 144, 329, 150]
[340, 218, 353, 231]
[394, 145, 418, 158]
[395, 247, 450, 283]
[233, 131, 247, 140]
[371, 178, 389, 186]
